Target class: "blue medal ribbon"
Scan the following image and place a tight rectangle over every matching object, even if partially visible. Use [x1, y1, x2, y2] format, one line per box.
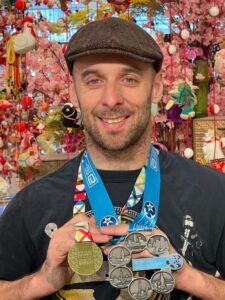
[132, 253, 184, 271]
[81, 145, 160, 231]
[81, 151, 120, 228]
[128, 145, 160, 232]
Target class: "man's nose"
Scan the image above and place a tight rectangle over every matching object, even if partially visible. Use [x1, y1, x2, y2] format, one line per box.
[101, 82, 123, 109]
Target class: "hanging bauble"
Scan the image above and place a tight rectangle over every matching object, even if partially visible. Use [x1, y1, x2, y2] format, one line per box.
[168, 45, 177, 55]
[180, 29, 190, 40]
[209, 103, 220, 115]
[16, 103, 23, 111]
[0, 100, 12, 110]
[0, 156, 6, 165]
[21, 111, 27, 120]
[22, 96, 33, 109]
[1, 120, 8, 128]
[15, 0, 26, 10]
[209, 6, 219, 17]
[184, 148, 194, 159]
[47, 1, 54, 8]
[40, 102, 49, 112]
[15, 121, 26, 132]
[107, 0, 130, 14]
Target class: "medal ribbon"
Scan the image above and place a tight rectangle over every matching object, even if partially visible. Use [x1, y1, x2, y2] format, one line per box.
[81, 151, 120, 227]
[80, 145, 160, 231]
[129, 145, 160, 232]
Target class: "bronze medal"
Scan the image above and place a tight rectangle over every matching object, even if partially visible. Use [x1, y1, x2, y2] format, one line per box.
[68, 241, 103, 276]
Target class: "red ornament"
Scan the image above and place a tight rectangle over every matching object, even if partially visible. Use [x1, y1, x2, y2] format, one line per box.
[15, 121, 26, 132]
[209, 103, 220, 115]
[15, 0, 26, 10]
[22, 16, 34, 25]
[0, 156, 6, 165]
[22, 96, 33, 108]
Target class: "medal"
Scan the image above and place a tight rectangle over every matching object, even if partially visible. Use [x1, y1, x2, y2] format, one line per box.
[109, 266, 133, 289]
[67, 241, 103, 276]
[147, 234, 170, 256]
[108, 245, 131, 267]
[150, 270, 175, 295]
[128, 277, 153, 300]
[125, 232, 147, 253]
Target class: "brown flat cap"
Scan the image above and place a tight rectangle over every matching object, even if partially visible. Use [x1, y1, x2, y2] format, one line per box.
[64, 17, 163, 74]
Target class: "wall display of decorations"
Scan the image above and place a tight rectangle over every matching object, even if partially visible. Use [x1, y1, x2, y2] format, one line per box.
[0, 0, 225, 200]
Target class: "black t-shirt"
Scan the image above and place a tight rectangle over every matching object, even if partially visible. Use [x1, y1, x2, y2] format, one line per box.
[1, 149, 225, 300]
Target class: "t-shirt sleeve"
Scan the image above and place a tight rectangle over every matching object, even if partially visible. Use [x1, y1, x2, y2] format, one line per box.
[0, 194, 36, 280]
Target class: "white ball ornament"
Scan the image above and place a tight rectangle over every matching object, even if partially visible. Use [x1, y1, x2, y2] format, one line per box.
[16, 103, 23, 111]
[209, 6, 219, 17]
[180, 29, 190, 40]
[184, 148, 194, 159]
[209, 103, 220, 115]
[168, 45, 177, 55]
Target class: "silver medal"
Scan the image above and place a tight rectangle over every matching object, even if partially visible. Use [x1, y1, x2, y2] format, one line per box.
[125, 232, 147, 253]
[128, 277, 152, 300]
[108, 245, 131, 267]
[147, 234, 170, 256]
[109, 266, 133, 289]
[150, 270, 175, 294]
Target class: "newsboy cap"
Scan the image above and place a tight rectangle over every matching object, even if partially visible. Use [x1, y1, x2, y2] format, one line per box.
[64, 17, 163, 74]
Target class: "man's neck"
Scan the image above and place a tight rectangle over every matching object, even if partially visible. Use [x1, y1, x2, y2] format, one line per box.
[86, 141, 152, 171]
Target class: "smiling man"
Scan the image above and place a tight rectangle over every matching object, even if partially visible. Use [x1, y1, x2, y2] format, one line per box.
[0, 17, 225, 300]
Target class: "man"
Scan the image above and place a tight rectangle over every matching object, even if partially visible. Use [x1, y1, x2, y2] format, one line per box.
[0, 17, 225, 300]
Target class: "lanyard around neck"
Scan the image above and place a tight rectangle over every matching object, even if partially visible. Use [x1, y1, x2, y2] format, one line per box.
[80, 145, 160, 231]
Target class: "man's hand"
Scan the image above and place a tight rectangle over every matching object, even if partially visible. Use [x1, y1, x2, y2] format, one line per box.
[40, 214, 112, 293]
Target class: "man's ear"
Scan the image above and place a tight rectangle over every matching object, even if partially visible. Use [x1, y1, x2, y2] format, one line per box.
[70, 78, 79, 108]
[152, 72, 163, 104]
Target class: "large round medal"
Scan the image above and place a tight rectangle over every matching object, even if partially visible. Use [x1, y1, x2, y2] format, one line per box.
[68, 241, 103, 276]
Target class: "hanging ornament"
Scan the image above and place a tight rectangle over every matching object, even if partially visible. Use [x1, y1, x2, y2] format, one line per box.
[209, 103, 220, 115]
[168, 45, 177, 55]
[15, 0, 26, 10]
[22, 96, 33, 109]
[209, 6, 220, 17]
[15, 121, 26, 132]
[0, 100, 12, 110]
[40, 102, 49, 112]
[180, 29, 190, 40]
[13, 17, 36, 55]
[107, 0, 130, 14]
[0, 156, 6, 165]
[16, 104, 23, 111]
[184, 148, 194, 159]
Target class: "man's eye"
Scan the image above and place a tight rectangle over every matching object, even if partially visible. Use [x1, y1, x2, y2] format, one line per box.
[124, 77, 138, 84]
[87, 79, 100, 85]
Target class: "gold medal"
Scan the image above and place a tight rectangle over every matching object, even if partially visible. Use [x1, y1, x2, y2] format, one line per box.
[68, 241, 103, 276]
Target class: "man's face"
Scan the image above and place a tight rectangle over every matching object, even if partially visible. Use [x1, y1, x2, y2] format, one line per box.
[72, 54, 158, 152]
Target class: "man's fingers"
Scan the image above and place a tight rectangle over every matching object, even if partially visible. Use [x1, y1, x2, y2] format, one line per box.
[100, 223, 129, 236]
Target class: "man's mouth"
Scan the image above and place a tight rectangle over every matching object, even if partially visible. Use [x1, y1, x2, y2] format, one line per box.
[101, 117, 127, 124]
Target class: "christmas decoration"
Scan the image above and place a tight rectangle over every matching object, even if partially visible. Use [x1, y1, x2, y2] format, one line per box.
[209, 103, 220, 115]
[184, 148, 194, 159]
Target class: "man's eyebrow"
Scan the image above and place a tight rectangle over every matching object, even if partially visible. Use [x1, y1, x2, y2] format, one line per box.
[121, 66, 144, 74]
[80, 65, 145, 79]
[81, 69, 100, 79]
